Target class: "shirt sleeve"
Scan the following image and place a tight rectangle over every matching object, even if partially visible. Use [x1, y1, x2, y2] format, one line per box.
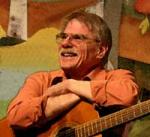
[7, 72, 50, 128]
[91, 69, 139, 107]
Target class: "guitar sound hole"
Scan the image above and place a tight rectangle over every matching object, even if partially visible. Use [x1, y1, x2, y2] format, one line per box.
[56, 126, 75, 137]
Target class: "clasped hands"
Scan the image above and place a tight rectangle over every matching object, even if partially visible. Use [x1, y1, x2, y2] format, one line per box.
[46, 79, 92, 101]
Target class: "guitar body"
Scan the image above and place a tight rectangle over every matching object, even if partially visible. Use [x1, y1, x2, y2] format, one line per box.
[0, 101, 102, 137]
[0, 118, 15, 137]
[39, 101, 102, 137]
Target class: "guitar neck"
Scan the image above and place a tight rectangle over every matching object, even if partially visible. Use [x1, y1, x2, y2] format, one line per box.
[75, 100, 150, 136]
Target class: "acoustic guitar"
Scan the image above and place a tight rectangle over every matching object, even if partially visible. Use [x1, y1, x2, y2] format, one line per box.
[0, 99, 150, 137]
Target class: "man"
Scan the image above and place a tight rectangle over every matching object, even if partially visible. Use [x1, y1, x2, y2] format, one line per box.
[7, 10, 139, 137]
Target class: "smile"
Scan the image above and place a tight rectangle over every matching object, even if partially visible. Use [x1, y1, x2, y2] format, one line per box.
[61, 51, 77, 57]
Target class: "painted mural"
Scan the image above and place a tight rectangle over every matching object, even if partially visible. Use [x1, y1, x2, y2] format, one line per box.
[119, 0, 150, 64]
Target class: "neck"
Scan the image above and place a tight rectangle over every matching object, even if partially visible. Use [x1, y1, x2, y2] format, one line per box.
[65, 70, 85, 80]
[63, 65, 102, 80]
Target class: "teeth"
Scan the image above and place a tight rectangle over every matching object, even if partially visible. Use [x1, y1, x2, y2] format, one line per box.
[61, 52, 77, 57]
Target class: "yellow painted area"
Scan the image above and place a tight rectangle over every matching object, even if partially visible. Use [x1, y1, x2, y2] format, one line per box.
[0, 25, 6, 38]
[0, 27, 60, 71]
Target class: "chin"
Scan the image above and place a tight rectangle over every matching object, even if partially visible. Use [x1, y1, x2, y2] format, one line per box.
[61, 65, 74, 70]
[60, 60, 77, 69]
[60, 63, 78, 72]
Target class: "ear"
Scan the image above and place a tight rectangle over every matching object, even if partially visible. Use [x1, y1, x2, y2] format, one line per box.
[96, 45, 108, 59]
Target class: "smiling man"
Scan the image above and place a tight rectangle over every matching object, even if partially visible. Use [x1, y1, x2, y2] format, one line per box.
[7, 10, 139, 137]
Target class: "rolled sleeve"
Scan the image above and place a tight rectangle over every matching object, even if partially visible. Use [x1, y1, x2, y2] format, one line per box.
[7, 72, 50, 128]
[90, 69, 139, 107]
[7, 96, 46, 127]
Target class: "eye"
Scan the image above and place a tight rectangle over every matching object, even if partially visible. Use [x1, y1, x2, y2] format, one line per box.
[56, 33, 68, 39]
[72, 34, 87, 40]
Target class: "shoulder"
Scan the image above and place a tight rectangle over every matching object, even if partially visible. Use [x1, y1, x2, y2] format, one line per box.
[27, 71, 49, 79]
[26, 69, 63, 81]
[108, 69, 133, 74]
[106, 69, 134, 78]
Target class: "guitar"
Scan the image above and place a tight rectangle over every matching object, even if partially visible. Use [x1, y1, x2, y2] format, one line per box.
[0, 99, 150, 137]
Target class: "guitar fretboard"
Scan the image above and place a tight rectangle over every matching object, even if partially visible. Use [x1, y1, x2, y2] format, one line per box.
[75, 100, 150, 137]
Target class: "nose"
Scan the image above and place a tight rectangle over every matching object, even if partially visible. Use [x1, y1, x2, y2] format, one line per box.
[60, 38, 73, 48]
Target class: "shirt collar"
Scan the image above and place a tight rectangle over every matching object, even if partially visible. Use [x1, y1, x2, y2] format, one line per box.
[50, 70, 66, 85]
[51, 67, 106, 85]
[84, 66, 106, 80]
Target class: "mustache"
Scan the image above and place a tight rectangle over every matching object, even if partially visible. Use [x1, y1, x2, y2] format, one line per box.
[59, 49, 77, 53]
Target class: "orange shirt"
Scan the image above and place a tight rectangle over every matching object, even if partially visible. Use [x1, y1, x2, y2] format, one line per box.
[7, 68, 139, 129]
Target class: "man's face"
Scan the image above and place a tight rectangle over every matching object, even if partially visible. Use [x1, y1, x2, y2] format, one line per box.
[58, 19, 101, 72]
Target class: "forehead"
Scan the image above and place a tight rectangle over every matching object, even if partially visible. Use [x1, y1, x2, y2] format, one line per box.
[64, 19, 91, 34]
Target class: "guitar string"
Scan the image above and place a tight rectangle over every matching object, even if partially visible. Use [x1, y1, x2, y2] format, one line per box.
[99, 101, 150, 130]
[56, 101, 150, 136]
[56, 127, 76, 137]
[55, 119, 102, 137]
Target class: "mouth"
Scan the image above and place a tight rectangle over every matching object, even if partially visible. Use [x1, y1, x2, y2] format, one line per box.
[61, 51, 78, 57]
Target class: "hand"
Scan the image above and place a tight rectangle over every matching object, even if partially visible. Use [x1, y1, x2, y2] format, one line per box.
[46, 79, 93, 101]
[46, 80, 71, 96]
[67, 79, 93, 101]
